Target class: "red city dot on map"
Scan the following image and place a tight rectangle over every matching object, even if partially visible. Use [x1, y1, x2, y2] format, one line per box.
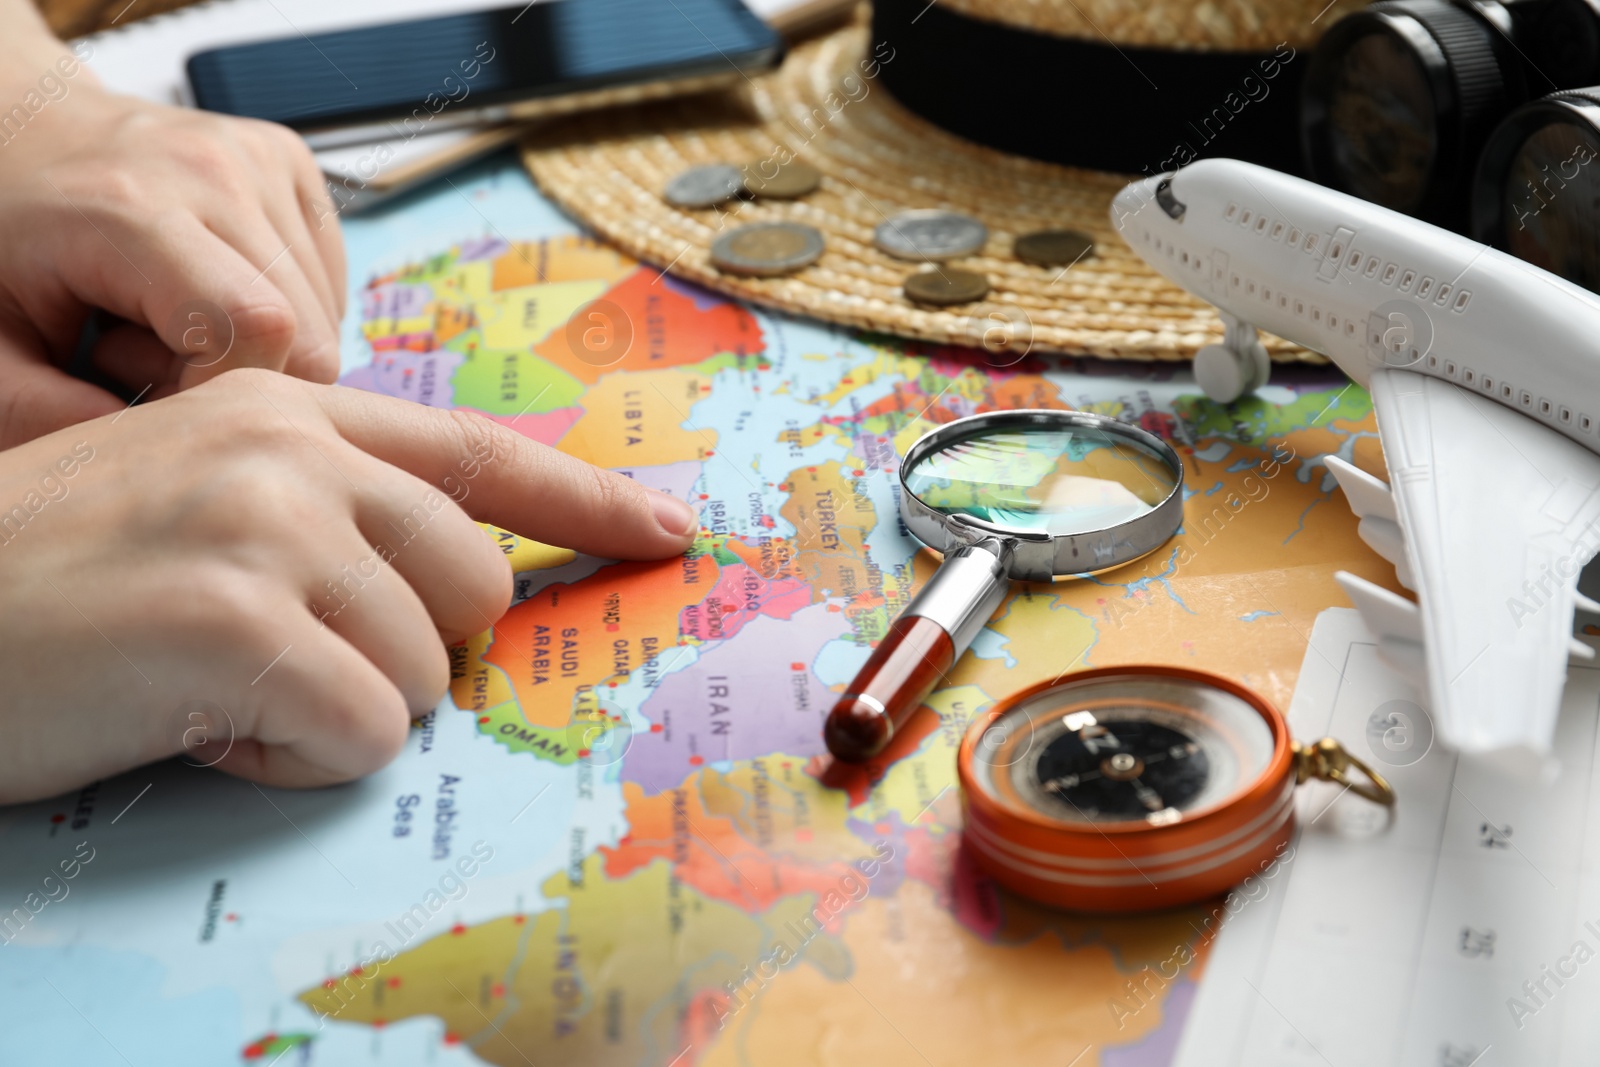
[513, 915, 526, 924]
[719, 603, 737, 614]
[322, 979, 336, 990]
[606, 624, 619, 632]
[225, 913, 237, 922]
[388, 977, 403, 989]
[826, 604, 841, 613]
[451, 924, 467, 936]
[699, 493, 709, 500]
[349, 967, 364, 977]
[578, 749, 591, 758]
[688, 755, 703, 766]
[705, 450, 715, 457]
[807, 466, 817, 473]
[478, 716, 490, 724]
[373, 1019, 387, 1029]
[444, 1033, 461, 1046]
[875, 822, 892, 835]
[491, 984, 506, 997]
[607, 682, 617, 688]
[790, 662, 804, 671]
[243, 1044, 265, 1060]
[650, 723, 664, 733]
[50, 813, 64, 824]
[853, 469, 864, 477]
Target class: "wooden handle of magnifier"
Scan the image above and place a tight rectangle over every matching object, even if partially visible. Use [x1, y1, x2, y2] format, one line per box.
[825, 614, 955, 763]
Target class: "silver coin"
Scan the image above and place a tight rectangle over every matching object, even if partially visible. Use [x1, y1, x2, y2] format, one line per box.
[710, 222, 825, 277]
[874, 210, 988, 261]
[664, 164, 745, 209]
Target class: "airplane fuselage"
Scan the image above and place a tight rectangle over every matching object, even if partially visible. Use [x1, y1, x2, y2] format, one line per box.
[1114, 160, 1600, 452]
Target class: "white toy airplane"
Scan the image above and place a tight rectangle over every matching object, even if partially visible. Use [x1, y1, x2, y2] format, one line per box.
[1113, 158, 1600, 775]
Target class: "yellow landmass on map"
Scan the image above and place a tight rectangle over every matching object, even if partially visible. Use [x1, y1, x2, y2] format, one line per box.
[560, 368, 720, 469]
[490, 235, 638, 290]
[475, 279, 611, 351]
[701, 877, 1201, 1067]
[699, 758, 873, 869]
[1047, 422, 1396, 714]
[854, 685, 989, 830]
[301, 856, 770, 1067]
[482, 525, 577, 573]
[778, 461, 879, 602]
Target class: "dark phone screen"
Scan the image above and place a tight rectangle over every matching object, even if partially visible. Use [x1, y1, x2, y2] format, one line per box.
[186, 0, 779, 129]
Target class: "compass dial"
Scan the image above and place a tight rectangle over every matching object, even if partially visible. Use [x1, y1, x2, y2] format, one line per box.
[969, 673, 1276, 827]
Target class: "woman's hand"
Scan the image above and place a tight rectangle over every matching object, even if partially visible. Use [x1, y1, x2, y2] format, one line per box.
[0, 25, 345, 447]
[0, 370, 700, 804]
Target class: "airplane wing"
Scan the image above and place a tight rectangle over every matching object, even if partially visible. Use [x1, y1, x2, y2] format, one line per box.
[1329, 368, 1600, 775]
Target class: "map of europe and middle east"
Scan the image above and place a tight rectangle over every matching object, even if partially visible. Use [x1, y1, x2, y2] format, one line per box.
[0, 165, 1394, 1067]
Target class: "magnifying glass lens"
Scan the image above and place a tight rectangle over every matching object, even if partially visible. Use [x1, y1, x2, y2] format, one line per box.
[902, 424, 1179, 537]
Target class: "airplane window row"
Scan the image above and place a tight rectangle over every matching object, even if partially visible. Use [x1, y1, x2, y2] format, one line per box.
[1367, 328, 1592, 434]
[1228, 269, 1363, 340]
[1222, 202, 1473, 313]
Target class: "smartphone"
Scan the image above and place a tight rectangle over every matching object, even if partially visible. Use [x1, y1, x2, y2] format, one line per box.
[186, 0, 782, 149]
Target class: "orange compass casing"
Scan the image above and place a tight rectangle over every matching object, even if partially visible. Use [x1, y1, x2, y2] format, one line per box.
[957, 665, 1296, 913]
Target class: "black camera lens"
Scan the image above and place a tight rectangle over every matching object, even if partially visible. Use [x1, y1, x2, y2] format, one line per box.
[1303, 0, 1525, 225]
[1473, 90, 1600, 289]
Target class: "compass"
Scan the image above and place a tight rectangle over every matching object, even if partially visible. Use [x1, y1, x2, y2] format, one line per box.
[958, 666, 1394, 912]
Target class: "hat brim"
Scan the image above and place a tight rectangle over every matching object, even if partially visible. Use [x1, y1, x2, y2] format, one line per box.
[521, 20, 1319, 364]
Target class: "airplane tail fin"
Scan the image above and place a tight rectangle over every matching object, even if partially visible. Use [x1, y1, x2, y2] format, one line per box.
[1326, 456, 1414, 590]
[1334, 571, 1426, 683]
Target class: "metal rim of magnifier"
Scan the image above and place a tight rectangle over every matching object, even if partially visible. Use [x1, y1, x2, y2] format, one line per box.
[897, 409, 1186, 584]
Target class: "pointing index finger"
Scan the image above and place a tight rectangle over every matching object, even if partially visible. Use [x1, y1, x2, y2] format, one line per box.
[315, 385, 699, 560]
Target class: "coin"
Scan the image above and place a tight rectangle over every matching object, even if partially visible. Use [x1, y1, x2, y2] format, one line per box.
[1014, 229, 1096, 267]
[664, 164, 744, 209]
[745, 160, 822, 200]
[711, 222, 826, 276]
[903, 268, 990, 306]
[874, 210, 988, 261]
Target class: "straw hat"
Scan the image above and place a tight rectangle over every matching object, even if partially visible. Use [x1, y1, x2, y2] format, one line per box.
[522, 1, 1355, 362]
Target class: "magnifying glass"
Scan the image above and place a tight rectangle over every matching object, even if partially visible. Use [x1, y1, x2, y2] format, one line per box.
[823, 409, 1186, 763]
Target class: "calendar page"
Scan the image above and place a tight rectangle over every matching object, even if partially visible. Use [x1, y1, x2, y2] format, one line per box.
[1175, 607, 1600, 1066]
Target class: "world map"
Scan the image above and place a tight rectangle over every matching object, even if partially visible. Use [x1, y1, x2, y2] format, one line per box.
[0, 161, 1398, 1066]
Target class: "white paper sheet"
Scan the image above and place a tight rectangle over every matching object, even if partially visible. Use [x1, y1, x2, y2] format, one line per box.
[1174, 607, 1600, 1066]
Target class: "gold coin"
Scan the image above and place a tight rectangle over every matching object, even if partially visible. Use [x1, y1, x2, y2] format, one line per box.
[744, 160, 822, 200]
[1013, 229, 1096, 267]
[711, 222, 826, 276]
[903, 268, 990, 306]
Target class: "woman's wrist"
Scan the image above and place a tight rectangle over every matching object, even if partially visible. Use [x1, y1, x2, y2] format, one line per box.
[0, 2, 91, 96]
